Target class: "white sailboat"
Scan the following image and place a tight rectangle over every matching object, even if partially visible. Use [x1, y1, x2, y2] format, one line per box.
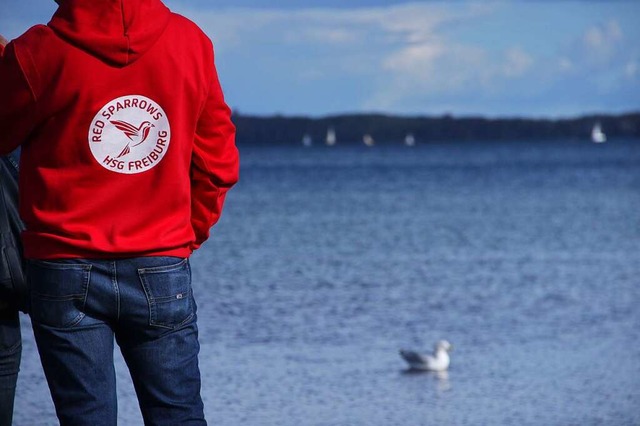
[326, 127, 336, 146]
[302, 134, 312, 147]
[363, 134, 375, 147]
[591, 123, 606, 143]
[404, 133, 416, 147]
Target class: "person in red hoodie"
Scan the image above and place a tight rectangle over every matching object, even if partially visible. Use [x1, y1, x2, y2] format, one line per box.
[0, 0, 239, 424]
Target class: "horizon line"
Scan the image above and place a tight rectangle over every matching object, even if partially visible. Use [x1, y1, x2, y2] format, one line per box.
[232, 110, 640, 121]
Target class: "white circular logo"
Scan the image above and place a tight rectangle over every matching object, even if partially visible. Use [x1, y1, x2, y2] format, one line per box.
[88, 95, 171, 174]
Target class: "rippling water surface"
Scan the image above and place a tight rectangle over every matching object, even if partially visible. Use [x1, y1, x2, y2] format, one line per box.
[15, 139, 640, 425]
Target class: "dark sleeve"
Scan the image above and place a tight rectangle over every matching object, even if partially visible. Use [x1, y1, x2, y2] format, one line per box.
[0, 42, 37, 155]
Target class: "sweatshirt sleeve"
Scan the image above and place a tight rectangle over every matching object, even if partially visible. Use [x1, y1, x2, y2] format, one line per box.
[0, 42, 37, 155]
[190, 50, 239, 250]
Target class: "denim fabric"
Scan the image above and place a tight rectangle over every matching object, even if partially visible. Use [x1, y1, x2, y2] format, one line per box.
[28, 256, 206, 426]
[0, 309, 20, 426]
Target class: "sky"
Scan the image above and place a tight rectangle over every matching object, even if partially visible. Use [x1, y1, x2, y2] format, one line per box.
[1, 1, 639, 118]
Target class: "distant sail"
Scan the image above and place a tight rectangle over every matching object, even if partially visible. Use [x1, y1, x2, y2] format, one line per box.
[302, 134, 313, 147]
[363, 134, 375, 147]
[591, 123, 606, 143]
[326, 127, 336, 146]
[404, 133, 415, 146]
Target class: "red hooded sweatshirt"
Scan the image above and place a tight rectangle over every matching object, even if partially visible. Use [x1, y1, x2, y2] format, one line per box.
[0, 0, 239, 259]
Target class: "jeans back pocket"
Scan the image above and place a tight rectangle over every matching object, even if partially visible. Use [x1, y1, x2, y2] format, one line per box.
[137, 258, 194, 329]
[27, 260, 91, 328]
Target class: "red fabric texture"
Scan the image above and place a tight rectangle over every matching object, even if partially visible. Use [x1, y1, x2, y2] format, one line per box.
[0, 0, 239, 259]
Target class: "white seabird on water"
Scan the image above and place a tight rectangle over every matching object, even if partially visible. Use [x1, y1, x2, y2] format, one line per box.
[399, 340, 453, 371]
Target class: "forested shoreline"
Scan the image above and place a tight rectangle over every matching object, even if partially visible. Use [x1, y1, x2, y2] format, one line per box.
[232, 112, 640, 145]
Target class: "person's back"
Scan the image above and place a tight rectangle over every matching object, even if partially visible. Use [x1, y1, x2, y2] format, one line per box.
[0, 1, 239, 424]
[1, 0, 238, 258]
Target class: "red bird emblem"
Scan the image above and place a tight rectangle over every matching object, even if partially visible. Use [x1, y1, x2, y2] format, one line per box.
[110, 120, 155, 158]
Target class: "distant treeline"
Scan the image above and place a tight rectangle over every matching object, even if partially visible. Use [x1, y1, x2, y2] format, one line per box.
[231, 112, 640, 145]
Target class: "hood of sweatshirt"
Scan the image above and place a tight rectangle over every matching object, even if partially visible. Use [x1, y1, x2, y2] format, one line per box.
[49, 0, 171, 66]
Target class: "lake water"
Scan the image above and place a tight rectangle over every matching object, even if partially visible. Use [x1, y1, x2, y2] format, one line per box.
[14, 139, 640, 425]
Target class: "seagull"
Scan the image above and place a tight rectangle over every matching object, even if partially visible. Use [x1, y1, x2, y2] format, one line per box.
[110, 119, 155, 158]
[399, 340, 453, 372]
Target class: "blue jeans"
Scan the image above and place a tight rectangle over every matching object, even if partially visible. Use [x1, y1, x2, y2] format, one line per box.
[0, 309, 20, 426]
[28, 257, 206, 426]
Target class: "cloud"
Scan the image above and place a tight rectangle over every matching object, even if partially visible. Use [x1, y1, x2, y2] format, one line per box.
[165, 1, 639, 116]
[583, 20, 622, 51]
[173, 3, 498, 102]
[365, 14, 639, 114]
[361, 6, 540, 112]
[515, 18, 640, 115]
[558, 19, 639, 91]
[578, 19, 625, 67]
[503, 47, 534, 78]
